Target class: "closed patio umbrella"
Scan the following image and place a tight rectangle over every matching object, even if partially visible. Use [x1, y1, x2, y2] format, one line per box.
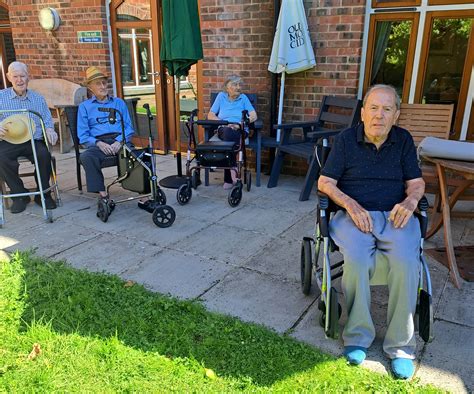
[268, 0, 316, 142]
[159, 0, 203, 189]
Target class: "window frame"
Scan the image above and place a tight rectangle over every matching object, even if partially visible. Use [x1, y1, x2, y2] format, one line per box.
[362, 12, 420, 102]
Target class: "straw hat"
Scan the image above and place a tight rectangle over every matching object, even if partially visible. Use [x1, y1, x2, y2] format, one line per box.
[0, 114, 35, 144]
[84, 66, 107, 85]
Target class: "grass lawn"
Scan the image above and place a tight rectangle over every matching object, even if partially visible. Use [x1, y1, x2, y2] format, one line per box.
[0, 252, 440, 392]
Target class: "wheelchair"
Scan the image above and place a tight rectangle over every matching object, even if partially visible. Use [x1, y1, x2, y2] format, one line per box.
[176, 109, 252, 207]
[95, 105, 175, 228]
[300, 138, 434, 343]
[0, 109, 61, 227]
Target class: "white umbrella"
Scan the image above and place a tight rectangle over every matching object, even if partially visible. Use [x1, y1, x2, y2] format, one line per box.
[268, 0, 316, 142]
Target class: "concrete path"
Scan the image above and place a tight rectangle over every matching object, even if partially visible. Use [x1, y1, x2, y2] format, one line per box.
[1, 151, 473, 393]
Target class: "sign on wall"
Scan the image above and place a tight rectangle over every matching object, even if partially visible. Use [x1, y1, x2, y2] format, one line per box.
[77, 31, 102, 43]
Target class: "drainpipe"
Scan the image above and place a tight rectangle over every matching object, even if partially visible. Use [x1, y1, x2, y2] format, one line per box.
[268, 0, 281, 172]
[105, 0, 117, 97]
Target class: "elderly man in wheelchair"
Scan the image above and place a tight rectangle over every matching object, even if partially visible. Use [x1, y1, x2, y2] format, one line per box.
[317, 85, 426, 380]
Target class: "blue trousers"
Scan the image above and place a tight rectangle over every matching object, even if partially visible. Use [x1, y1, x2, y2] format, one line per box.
[80, 136, 118, 193]
[329, 210, 421, 359]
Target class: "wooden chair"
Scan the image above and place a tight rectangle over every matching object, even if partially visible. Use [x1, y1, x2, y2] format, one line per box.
[202, 92, 273, 187]
[63, 98, 139, 192]
[397, 103, 473, 214]
[267, 96, 362, 201]
[28, 78, 87, 154]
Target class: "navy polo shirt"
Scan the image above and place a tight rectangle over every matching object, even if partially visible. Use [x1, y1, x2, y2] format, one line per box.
[321, 124, 422, 211]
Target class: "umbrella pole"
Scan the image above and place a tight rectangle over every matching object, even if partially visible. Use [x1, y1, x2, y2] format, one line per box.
[174, 75, 182, 177]
[276, 71, 285, 143]
[159, 75, 188, 189]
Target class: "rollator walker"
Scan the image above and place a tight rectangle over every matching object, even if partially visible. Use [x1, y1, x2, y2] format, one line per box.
[95, 104, 175, 228]
[0, 109, 61, 227]
[300, 137, 434, 343]
[177, 109, 252, 207]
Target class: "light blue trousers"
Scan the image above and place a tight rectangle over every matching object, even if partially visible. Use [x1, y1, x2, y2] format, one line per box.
[329, 210, 421, 359]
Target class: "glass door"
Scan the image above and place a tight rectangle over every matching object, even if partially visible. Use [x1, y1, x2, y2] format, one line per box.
[110, 0, 168, 151]
[415, 11, 474, 138]
[363, 13, 419, 102]
[111, 0, 201, 152]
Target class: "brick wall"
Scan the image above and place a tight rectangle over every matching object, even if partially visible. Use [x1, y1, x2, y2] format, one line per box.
[5, 0, 111, 84]
[199, 0, 364, 175]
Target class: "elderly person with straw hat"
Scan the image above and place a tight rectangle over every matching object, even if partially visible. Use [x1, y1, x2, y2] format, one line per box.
[0, 61, 58, 214]
[77, 66, 135, 202]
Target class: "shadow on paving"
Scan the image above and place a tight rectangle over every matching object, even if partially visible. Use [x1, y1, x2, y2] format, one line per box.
[18, 253, 333, 387]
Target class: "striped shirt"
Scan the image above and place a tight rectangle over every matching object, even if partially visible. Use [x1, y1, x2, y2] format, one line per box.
[0, 87, 54, 140]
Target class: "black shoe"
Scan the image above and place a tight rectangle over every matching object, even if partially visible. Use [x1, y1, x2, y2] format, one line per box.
[10, 196, 30, 214]
[34, 193, 57, 210]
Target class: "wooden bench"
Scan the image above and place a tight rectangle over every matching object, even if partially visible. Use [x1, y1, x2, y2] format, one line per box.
[28, 78, 87, 153]
[267, 96, 362, 201]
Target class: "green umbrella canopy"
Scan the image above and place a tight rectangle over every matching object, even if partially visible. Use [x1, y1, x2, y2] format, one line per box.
[160, 0, 203, 78]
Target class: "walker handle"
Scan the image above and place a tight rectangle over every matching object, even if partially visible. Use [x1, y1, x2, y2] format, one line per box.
[196, 119, 229, 127]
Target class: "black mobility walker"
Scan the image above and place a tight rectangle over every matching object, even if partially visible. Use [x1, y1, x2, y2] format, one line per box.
[177, 109, 252, 207]
[96, 105, 175, 228]
[0, 109, 61, 226]
[300, 138, 433, 343]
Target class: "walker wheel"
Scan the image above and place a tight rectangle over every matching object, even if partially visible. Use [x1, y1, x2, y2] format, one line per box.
[177, 184, 192, 205]
[301, 238, 312, 295]
[245, 170, 251, 192]
[156, 188, 167, 205]
[97, 199, 109, 222]
[152, 205, 176, 228]
[228, 185, 242, 207]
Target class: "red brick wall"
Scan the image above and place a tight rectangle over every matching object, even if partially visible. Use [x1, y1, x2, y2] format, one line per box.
[199, 0, 364, 175]
[4, 0, 111, 84]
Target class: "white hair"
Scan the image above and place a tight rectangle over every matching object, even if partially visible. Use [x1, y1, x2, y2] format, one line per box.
[7, 61, 29, 76]
[223, 75, 242, 90]
[363, 84, 400, 110]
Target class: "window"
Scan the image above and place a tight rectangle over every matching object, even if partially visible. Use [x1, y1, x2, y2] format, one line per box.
[363, 13, 419, 101]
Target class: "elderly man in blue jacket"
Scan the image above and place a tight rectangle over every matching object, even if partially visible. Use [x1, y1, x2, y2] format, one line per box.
[77, 66, 134, 200]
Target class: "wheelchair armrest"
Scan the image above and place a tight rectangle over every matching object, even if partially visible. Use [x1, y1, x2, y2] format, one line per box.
[252, 119, 263, 130]
[416, 195, 429, 239]
[317, 192, 331, 237]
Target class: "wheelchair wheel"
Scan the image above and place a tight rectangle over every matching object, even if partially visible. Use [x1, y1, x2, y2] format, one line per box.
[177, 184, 192, 205]
[418, 289, 434, 343]
[318, 288, 342, 339]
[109, 200, 116, 213]
[191, 171, 199, 189]
[156, 187, 167, 205]
[97, 199, 109, 223]
[301, 238, 312, 295]
[152, 205, 176, 228]
[245, 170, 251, 192]
[228, 185, 242, 207]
